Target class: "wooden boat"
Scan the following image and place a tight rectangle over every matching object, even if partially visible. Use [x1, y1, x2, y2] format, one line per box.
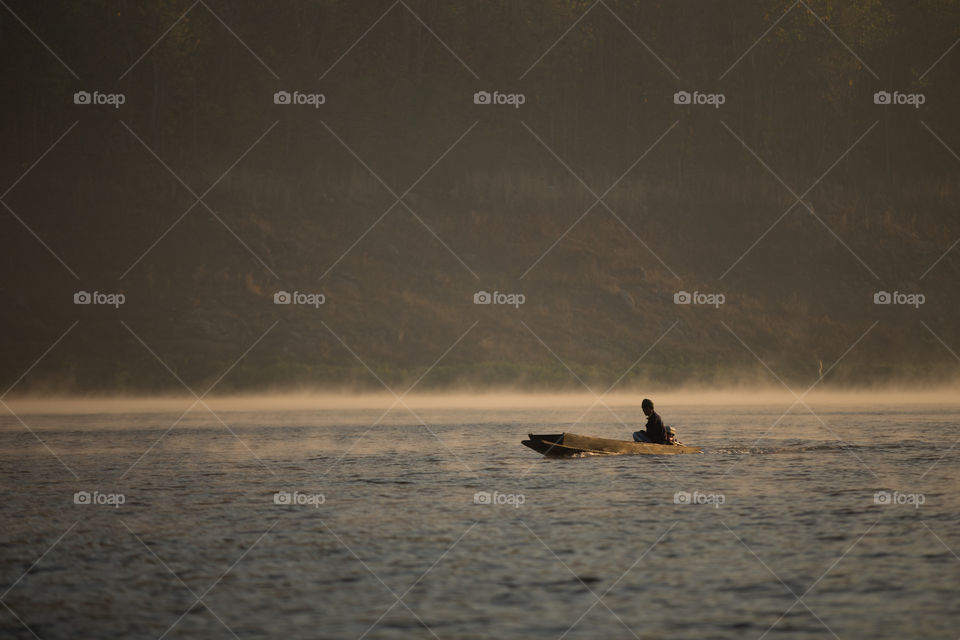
[522, 432, 702, 456]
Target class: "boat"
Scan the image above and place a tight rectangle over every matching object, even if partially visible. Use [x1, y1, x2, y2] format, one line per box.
[522, 432, 702, 456]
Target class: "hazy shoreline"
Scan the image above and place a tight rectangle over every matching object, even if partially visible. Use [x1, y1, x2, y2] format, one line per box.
[3, 387, 959, 415]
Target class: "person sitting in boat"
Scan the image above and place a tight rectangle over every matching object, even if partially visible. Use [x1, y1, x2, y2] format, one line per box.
[633, 398, 666, 444]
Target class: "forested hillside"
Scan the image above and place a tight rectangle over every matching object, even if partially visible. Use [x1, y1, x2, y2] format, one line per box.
[1, 1, 958, 392]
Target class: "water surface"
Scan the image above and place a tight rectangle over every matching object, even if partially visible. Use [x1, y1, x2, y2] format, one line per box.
[1, 401, 958, 638]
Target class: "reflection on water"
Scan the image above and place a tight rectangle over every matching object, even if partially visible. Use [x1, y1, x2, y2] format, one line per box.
[0, 399, 958, 639]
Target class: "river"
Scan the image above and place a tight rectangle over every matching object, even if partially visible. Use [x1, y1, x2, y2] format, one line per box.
[1, 397, 958, 638]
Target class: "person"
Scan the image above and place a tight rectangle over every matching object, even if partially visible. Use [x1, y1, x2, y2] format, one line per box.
[633, 398, 666, 444]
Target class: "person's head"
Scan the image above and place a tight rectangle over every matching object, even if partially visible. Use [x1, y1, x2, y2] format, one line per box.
[641, 398, 654, 416]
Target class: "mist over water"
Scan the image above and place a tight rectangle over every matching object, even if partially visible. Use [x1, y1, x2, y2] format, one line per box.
[6, 386, 960, 417]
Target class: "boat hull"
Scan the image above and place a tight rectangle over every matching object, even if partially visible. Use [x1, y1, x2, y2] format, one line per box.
[522, 432, 701, 456]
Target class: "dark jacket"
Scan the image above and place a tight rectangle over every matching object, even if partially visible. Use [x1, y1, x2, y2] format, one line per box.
[645, 410, 666, 444]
